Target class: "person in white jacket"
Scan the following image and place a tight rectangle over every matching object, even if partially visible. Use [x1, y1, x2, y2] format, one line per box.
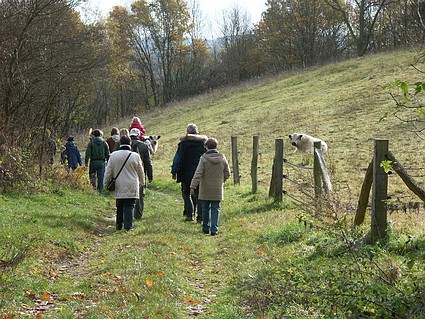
[104, 136, 145, 231]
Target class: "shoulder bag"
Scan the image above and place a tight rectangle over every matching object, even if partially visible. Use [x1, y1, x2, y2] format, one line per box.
[107, 152, 132, 191]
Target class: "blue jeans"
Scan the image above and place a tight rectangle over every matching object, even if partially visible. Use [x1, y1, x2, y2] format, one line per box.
[202, 200, 220, 234]
[89, 161, 105, 193]
[116, 199, 136, 230]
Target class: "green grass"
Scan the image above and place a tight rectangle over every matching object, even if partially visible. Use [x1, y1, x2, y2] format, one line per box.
[1, 49, 425, 318]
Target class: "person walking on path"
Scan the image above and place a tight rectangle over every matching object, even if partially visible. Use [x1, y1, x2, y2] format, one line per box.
[190, 138, 230, 236]
[65, 136, 82, 171]
[85, 129, 110, 193]
[106, 127, 120, 153]
[171, 123, 207, 222]
[129, 117, 146, 140]
[130, 128, 153, 219]
[104, 135, 145, 231]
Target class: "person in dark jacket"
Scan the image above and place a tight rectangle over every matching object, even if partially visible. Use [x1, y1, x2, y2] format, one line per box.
[130, 128, 153, 219]
[65, 136, 82, 171]
[171, 123, 207, 222]
[85, 129, 110, 193]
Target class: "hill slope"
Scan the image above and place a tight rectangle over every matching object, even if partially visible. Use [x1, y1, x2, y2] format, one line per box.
[134, 48, 424, 201]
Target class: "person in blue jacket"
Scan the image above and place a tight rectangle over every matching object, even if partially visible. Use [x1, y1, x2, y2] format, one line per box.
[65, 136, 82, 171]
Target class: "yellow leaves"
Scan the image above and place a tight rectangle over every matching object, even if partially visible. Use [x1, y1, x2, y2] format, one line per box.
[145, 278, 154, 287]
[41, 291, 52, 302]
[145, 271, 164, 288]
[185, 295, 198, 305]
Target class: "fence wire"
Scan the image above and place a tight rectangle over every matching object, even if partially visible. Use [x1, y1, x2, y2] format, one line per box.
[283, 190, 312, 206]
[283, 174, 313, 188]
[283, 158, 313, 170]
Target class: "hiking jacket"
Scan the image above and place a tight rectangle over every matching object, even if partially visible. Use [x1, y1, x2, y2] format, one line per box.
[130, 136, 153, 182]
[104, 145, 145, 199]
[129, 122, 146, 139]
[171, 134, 207, 177]
[106, 134, 120, 153]
[190, 150, 231, 201]
[65, 140, 82, 169]
[174, 138, 207, 183]
[85, 137, 110, 166]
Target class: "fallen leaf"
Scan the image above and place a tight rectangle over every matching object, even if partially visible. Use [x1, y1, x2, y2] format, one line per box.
[25, 291, 36, 300]
[145, 279, 154, 287]
[41, 291, 52, 302]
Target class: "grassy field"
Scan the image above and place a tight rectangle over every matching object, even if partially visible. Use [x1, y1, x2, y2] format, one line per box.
[1, 49, 424, 318]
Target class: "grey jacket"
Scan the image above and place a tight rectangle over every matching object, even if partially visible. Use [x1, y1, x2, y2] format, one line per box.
[190, 150, 230, 201]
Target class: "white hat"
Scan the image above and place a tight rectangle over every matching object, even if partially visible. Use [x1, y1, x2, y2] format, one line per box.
[130, 128, 140, 137]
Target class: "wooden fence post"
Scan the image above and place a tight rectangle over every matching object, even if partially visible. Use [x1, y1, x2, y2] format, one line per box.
[313, 141, 323, 198]
[371, 139, 389, 243]
[251, 135, 259, 194]
[354, 160, 373, 226]
[231, 136, 240, 185]
[272, 138, 283, 202]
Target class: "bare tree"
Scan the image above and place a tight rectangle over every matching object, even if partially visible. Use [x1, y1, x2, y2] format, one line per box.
[324, 0, 390, 56]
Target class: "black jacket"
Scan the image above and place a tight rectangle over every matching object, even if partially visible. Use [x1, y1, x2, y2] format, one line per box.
[175, 140, 207, 183]
[131, 137, 153, 182]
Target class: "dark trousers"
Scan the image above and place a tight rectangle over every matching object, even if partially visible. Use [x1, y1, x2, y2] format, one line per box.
[181, 182, 201, 221]
[89, 162, 105, 193]
[134, 186, 145, 219]
[116, 199, 136, 230]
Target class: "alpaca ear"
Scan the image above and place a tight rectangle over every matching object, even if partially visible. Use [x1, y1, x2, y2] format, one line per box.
[299, 134, 303, 139]
[288, 135, 292, 138]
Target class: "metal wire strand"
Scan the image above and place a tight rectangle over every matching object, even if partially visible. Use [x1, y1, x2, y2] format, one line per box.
[283, 174, 313, 188]
[283, 158, 313, 170]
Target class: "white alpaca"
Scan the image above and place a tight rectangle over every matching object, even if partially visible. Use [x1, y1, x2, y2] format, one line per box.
[289, 133, 328, 154]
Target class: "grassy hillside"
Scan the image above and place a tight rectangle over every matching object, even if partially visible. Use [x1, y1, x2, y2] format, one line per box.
[135, 48, 424, 202]
[1, 49, 424, 318]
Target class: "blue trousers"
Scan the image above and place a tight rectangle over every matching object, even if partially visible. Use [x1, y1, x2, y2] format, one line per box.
[202, 200, 221, 234]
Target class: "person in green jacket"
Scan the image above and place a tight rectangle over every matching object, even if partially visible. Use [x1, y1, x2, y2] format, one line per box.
[85, 129, 110, 193]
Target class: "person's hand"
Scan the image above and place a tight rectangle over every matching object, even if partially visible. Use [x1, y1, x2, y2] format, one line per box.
[172, 174, 177, 180]
[190, 188, 195, 195]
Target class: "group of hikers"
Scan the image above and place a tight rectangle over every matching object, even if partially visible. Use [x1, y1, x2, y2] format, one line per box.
[63, 119, 231, 236]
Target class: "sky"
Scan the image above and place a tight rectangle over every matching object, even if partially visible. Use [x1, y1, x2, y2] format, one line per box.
[79, 0, 267, 38]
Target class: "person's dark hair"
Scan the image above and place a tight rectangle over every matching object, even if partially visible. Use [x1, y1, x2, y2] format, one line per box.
[205, 138, 218, 150]
[111, 127, 119, 135]
[120, 135, 131, 145]
[93, 129, 101, 137]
